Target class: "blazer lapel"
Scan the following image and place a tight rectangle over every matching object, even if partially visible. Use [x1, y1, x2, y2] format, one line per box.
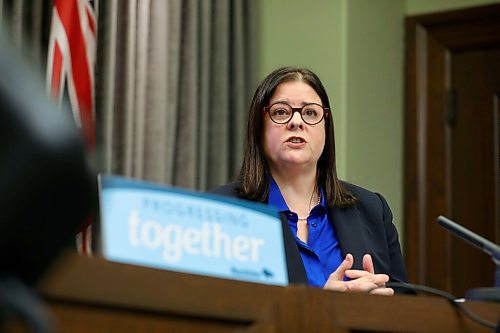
[329, 206, 368, 270]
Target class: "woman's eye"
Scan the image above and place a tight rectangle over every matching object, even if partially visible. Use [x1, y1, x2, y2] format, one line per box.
[273, 109, 288, 116]
[304, 109, 317, 116]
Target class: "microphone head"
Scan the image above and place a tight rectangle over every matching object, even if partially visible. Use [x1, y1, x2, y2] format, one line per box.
[437, 216, 500, 263]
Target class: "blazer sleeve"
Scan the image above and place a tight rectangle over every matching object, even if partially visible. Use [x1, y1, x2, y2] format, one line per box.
[375, 192, 408, 284]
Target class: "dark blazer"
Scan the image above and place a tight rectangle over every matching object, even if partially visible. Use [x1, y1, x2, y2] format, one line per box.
[209, 181, 407, 286]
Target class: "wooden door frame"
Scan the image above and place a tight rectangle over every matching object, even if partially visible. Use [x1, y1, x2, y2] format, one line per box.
[404, 4, 500, 289]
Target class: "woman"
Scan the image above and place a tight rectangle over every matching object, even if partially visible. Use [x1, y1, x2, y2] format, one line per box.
[210, 67, 406, 295]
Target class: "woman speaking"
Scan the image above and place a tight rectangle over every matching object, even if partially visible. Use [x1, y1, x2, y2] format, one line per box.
[210, 67, 406, 295]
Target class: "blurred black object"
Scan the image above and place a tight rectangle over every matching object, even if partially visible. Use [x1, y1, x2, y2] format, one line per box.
[0, 31, 95, 286]
[0, 276, 52, 333]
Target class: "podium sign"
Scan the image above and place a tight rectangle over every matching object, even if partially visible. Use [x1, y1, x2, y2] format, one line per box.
[98, 175, 288, 286]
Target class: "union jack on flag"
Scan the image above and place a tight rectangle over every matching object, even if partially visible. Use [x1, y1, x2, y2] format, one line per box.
[46, 0, 96, 149]
[46, 0, 97, 254]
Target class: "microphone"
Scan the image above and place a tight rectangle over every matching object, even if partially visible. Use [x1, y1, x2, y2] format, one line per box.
[437, 215, 500, 302]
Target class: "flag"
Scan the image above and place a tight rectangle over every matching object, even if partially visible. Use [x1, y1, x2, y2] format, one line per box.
[47, 0, 97, 255]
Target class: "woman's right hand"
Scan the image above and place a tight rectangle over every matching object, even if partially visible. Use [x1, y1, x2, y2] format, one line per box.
[323, 253, 394, 296]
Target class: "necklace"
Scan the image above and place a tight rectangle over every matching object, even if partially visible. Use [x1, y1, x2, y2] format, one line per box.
[297, 190, 321, 222]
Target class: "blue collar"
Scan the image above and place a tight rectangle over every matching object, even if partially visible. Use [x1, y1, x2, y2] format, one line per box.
[267, 177, 327, 214]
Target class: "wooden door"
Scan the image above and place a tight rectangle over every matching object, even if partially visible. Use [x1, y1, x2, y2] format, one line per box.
[405, 4, 500, 296]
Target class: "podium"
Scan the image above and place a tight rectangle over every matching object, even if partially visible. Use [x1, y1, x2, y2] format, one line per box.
[35, 253, 499, 333]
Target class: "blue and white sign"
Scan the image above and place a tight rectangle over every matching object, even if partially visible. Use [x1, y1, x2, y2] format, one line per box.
[99, 175, 288, 286]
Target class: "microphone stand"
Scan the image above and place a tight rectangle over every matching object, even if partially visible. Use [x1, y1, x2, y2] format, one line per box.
[437, 216, 500, 302]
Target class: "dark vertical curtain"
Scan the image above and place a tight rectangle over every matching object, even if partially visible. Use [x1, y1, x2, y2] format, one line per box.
[96, 0, 259, 190]
[1, 0, 259, 192]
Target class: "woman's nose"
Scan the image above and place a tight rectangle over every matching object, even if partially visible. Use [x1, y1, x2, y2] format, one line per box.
[287, 111, 304, 130]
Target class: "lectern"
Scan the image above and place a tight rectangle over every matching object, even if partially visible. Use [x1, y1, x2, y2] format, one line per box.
[31, 253, 500, 332]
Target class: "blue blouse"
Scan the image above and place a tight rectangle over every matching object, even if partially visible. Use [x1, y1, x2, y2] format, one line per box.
[268, 178, 343, 287]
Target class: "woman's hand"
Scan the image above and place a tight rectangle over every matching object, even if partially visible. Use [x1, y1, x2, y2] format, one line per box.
[323, 253, 394, 296]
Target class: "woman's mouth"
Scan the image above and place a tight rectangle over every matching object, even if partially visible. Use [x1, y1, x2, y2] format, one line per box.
[286, 137, 306, 144]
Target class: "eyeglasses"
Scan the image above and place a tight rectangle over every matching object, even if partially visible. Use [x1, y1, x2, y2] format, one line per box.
[263, 102, 330, 125]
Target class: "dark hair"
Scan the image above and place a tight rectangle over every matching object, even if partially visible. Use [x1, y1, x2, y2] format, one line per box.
[238, 66, 357, 208]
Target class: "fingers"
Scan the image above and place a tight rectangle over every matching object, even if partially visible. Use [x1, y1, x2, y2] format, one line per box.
[369, 287, 394, 296]
[345, 270, 389, 284]
[328, 253, 354, 281]
[344, 273, 389, 290]
[323, 253, 394, 296]
[323, 254, 354, 291]
[325, 281, 394, 296]
[323, 280, 349, 292]
[344, 280, 393, 295]
[344, 280, 378, 292]
[362, 254, 375, 274]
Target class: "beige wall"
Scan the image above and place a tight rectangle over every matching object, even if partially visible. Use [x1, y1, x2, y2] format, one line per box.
[406, 0, 500, 14]
[258, 0, 500, 248]
[258, 0, 346, 169]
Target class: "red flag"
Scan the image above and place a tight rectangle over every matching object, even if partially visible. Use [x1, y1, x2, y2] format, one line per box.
[47, 0, 97, 254]
[47, 0, 96, 148]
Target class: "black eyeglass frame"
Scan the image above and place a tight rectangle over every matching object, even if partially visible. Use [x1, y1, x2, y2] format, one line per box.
[263, 102, 331, 125]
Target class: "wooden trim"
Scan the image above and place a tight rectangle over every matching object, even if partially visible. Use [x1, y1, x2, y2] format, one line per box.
[404, 3, 500, 288]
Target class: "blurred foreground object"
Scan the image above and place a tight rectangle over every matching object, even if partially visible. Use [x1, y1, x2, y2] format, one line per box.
[0, 31, 95, 286]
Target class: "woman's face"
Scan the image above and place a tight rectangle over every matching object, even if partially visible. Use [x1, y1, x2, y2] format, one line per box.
[262, 80, 326, 172]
